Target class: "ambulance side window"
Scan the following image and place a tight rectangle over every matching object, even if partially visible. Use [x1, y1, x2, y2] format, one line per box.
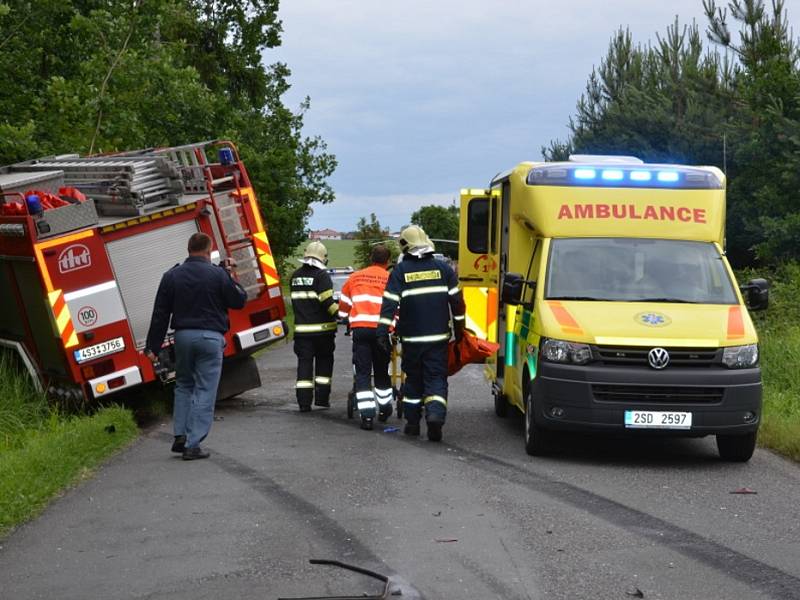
[467, 198, 490, 253]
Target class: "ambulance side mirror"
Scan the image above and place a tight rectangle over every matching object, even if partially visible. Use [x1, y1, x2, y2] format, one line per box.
[502, 273, 524, 306]
[741, 278, 769, 311]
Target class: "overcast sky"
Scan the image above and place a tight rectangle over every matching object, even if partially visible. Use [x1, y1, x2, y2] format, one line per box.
[268, 1, 795, 232]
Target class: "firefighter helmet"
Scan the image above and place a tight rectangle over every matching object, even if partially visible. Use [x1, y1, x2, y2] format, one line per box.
[304, 240, 328, 263]
[399, 225, 429, 253]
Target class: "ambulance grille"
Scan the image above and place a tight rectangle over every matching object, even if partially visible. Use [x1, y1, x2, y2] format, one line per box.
[594, 346, 720, 367]
[592, 384, 724, 404]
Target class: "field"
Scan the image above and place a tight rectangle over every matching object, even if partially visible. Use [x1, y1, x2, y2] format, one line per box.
[289, 239, 358, 269]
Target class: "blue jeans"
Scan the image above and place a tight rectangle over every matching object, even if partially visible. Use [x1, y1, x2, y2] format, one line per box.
[173, 329, 225, 448]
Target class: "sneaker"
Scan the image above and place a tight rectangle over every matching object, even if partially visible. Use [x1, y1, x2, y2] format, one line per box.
[299, 404, 312, 413]
[427, 422, 443, 442]
[182, 446, 210, 460]
[404, 423, 420, 436]
[171, 435, 186, 453]
[377, 404, 393, 423]
[360, 417, 374, 431]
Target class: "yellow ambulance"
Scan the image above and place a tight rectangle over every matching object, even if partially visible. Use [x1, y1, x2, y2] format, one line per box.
[458, 156, 768, 461]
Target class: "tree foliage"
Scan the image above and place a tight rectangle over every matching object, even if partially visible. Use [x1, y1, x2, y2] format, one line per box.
[410, 204, 460, 259]
[354, 213, 398, 268]
[546, 0, 800, 265]
[0, 0, 336, 264]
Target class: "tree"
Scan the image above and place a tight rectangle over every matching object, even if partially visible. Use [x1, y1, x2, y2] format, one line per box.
[354, 213, 398, 268]
[410, 204, 460, 258]
[0, 0, 335, 266]
[545, 0, 800, 266]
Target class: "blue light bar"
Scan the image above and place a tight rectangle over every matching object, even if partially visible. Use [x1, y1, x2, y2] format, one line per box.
[630, 170, 652, 182]
[657, 171, 679, 182]
[601, 169, 624, 181]
[574, 168, 596, 180]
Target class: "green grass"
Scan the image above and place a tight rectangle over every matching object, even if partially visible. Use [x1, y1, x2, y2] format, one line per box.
[0, 356, 138, 536]
[292, 239, 358, 268]
[743, 263, 800, 461]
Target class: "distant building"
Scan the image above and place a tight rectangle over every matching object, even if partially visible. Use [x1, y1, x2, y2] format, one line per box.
[309, 228, 342, 240]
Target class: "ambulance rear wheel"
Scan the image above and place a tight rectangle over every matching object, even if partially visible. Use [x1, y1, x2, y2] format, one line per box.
[524, 387, 548, 456]
[494, 391, 509, 418]
[716, 432, 757, 462]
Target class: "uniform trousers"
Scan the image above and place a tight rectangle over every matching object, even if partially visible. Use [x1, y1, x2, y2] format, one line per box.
[352, 327, 392, 419]
[401, 340, 448, 425]
[294, 334, 335, 408]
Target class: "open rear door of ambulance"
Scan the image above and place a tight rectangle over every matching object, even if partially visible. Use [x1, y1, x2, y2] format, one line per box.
[458, 188, 500, 357]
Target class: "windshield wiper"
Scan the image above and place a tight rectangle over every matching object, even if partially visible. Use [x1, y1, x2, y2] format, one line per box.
[629, 297, 698, 303]
[547, 296, 604, 301]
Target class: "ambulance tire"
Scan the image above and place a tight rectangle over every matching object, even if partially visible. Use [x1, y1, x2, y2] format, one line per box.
[494, 391, 509, 418]
[524, 386, 549, 456]
[347, 390, 355, 419]
[716, 432, 756, 462]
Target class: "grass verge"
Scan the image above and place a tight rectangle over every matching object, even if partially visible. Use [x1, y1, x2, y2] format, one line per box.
[0, 356, 138, 536]
[743, 262, 800, 462]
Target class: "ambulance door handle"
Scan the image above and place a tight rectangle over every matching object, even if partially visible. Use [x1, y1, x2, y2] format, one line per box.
[459, 276, 483, 282]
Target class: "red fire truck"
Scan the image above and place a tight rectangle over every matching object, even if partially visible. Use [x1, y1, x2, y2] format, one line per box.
[0, 140, 286, 403]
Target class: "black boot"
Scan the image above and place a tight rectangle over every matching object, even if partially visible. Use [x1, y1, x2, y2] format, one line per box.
[378, 403, 393, 422]
[299, 404, 312, 413]
[427, 421, 443, 442]
[182, 446, 210, 460]
[360, 417, 374, 431]
[171, 435, 186, 453]
[404, 422, 420, 436]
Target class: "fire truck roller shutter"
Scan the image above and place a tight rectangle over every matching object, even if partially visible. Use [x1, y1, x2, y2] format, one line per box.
[106, 219, 199, 348]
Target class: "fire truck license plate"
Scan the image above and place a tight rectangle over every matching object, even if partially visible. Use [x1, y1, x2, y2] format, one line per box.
[624, 410, 692, 429]
[74, 337, 125, 363]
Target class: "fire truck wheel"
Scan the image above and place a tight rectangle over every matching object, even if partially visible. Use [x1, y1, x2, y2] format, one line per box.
[524, 386, 549, 457]
[347, 390, 355, 419]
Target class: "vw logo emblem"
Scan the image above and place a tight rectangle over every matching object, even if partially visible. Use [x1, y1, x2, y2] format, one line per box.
[648, 347, 670, 369]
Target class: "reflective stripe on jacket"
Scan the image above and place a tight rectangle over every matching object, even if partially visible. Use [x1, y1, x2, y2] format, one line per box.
[290, 264, 338, 337]
[377, 254, 465, 343]
[338, 265, 389, 329]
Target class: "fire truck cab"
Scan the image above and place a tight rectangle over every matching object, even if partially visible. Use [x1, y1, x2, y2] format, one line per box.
[458, 155, 769, 461]
[0, 141, 286, 404]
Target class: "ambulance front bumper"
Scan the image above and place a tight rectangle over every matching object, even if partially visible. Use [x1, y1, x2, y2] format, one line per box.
[531, 362, 762, 435]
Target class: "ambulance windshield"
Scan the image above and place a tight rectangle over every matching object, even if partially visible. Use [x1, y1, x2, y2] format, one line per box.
[545, 238, 738, 304]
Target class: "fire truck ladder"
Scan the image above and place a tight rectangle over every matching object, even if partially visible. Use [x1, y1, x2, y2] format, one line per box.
[161, 143, 266, 300]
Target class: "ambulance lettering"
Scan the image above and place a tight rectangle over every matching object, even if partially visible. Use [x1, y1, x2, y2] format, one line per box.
[557, 204, 706, 224]
[58, 244, 92, 273]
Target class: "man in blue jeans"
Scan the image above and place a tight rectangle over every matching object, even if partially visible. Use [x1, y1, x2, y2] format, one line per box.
[145, 232, 247, 460]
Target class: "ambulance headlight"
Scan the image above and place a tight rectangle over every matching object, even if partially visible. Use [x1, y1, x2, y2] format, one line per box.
[541, 339, 592, 365]
[722, 344, 759, 369]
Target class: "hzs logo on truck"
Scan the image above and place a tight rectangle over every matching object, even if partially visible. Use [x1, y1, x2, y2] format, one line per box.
[58, 244, 92, 273]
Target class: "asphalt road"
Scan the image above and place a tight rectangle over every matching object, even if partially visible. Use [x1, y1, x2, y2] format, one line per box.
[1, 337, 800, 600]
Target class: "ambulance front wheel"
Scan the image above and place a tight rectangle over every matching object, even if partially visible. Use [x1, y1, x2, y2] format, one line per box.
[716, 431, 757, 462]
[524, 387, 549, 456]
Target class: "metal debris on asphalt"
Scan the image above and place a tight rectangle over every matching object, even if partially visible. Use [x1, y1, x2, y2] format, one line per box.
[383, 426, 400, 433]
[435, 538, 458, 543]
[730, 487, 757, 494]
[277, 559, 393, 600]
[625, 587, 645, 598]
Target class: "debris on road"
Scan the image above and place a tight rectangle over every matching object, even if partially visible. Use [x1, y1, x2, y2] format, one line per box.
[383, 426, 400, 433]
[730, 487, 757, 494]
[625, 587, 645, 598]
[277, 559, 392, 600]
[435, 538, 458, 543]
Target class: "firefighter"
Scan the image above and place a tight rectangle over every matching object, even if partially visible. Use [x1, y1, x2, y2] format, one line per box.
[376, 226, 465, 441]
[290, 241, 339, 411]
[338, 244, 392, 430]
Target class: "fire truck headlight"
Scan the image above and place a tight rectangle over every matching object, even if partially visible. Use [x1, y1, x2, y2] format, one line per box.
[541, 339, 592, 365]
[722, 344, 759, 369]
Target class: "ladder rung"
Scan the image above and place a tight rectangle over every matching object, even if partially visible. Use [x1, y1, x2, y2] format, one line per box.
[211, 176, 234, 186]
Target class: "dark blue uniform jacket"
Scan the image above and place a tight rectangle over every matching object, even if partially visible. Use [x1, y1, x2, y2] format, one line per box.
[146, 256, 247, 354]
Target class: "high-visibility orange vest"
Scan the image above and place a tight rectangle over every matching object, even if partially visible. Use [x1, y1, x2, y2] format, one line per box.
[338, 265, 389, 329]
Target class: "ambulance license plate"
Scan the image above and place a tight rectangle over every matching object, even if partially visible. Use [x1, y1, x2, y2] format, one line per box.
[74, 337, 125, 363]
[624, 410, 692, 429]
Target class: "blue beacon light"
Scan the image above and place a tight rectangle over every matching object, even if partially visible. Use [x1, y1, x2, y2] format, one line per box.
[657, 171, 679, 183]
[630, 170, 652, 182]
[601, 169, 624, 181]
[574, 168, 597, 180]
